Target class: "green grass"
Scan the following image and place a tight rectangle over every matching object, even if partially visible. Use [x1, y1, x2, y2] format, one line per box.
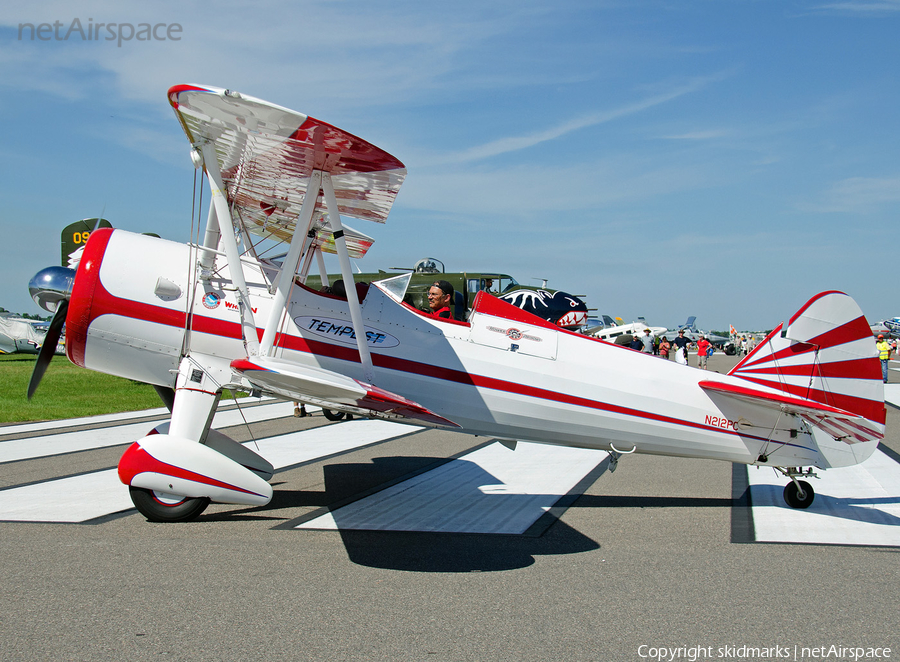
[0, 354, 164, 423]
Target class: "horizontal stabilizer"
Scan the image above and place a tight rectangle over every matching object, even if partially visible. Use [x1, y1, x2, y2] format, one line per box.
[699, 380, 883, 444]
[231, 357, 459, 428]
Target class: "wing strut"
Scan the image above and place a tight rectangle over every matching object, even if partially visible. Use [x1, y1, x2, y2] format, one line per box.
[199, 141, 259, 356]
[258, 170, 323, 356]
[322, 172, 375, 384]
[199, 202, 219, 271]
[248, 167, 375, 382]
[314, 250, 329, 287]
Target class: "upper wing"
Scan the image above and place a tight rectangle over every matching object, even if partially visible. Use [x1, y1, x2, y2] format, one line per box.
[231, 357, 459, 428]
[168, 84, 406, 254]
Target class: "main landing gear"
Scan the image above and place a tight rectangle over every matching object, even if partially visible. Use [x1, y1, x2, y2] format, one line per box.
[322, 409, 354, 421]
[777, 467, 818, 509]
[129, 486, 210, 522]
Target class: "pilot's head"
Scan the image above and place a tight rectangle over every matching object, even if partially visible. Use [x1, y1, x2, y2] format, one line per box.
[428, 280, 454, 312]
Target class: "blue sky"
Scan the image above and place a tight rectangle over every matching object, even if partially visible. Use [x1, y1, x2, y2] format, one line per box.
[1, 0, 898, 332]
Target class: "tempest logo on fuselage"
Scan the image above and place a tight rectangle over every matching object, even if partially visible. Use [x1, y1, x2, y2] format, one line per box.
[295, 316, 400, 348]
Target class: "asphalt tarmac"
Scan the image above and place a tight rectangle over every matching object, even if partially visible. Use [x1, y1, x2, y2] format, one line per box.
[1, 352, 898, 661]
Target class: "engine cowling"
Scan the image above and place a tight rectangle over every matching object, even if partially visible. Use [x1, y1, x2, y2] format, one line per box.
[65, 228, 191, 387]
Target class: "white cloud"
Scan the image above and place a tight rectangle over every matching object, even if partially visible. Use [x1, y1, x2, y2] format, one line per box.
[811, 0, 900, 12]
[430, 73, 732, 165]
[798, 175, 900, 213]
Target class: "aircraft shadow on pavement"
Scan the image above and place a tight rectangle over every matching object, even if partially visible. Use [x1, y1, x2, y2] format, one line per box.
[286, 455, 601, 573]
[570, 495, 734, 508]
[330, 521, 599, 573]
[746, 484, 900, 527]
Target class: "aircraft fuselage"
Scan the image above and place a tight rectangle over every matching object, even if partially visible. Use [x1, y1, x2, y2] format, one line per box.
[66, 228, 871, 472]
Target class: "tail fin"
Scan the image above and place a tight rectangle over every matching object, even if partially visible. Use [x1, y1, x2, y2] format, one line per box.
[727, 291, 885, 443]
[61, 219, 112, 267]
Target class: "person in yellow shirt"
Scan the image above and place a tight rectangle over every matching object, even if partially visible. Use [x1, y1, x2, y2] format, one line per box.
[876, 334, 892, 383]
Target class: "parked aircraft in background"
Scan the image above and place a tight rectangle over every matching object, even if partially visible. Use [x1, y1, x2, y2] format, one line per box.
[663, 316, 730, 347]
[497, 289, 587, 330]
[881, 317, 900, 338]
[584, 316, 667, 344]
[26, 84, 884, 522]
[0, 313, 46, 354]
[304, 257, 587, 327]
[61, 219, 113, 267]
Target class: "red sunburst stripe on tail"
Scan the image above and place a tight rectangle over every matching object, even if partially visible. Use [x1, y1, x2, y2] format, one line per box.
[728, 292, 884, 432]
[802, 415, 880, 444]
[737, 315, 871, 370]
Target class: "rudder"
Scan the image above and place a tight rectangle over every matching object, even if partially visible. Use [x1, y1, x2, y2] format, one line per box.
[728, 291, 885, 442]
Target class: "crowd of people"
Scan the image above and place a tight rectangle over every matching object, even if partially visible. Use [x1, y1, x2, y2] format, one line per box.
[626, 329, 761, 370]
[627, 327, 894, 382]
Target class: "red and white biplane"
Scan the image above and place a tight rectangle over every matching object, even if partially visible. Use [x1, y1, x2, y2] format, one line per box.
[27, 85, 885, 521]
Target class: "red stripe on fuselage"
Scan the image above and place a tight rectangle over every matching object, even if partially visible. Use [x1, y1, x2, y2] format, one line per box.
[270, 329, 796, 446]
[63, 236, 811, 449]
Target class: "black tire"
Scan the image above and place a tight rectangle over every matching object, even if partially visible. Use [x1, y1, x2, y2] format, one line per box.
[129, 486, 210, 522]
[322, 409, 346, 421]
[783, 480, 815, 509]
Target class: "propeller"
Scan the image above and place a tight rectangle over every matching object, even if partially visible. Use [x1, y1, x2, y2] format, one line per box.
[26, 265, 76, 400]
[27, 299, 68, 399]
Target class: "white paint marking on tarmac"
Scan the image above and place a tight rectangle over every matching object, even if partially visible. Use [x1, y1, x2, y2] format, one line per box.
[296, 441, 607, 535]
[0, 419, 419, 523]
[748, 449, 900, 547]
[1, 469, 134, 523]
[0, 401, 298, 464]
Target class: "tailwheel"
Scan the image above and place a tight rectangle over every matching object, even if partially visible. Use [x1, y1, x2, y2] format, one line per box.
[323, 409, 348, 421]
[783, 480, 815, 509]
[129, 486, 210, 522]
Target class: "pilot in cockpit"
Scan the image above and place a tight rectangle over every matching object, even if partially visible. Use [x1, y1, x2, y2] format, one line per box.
[427, 280, 454, 319]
